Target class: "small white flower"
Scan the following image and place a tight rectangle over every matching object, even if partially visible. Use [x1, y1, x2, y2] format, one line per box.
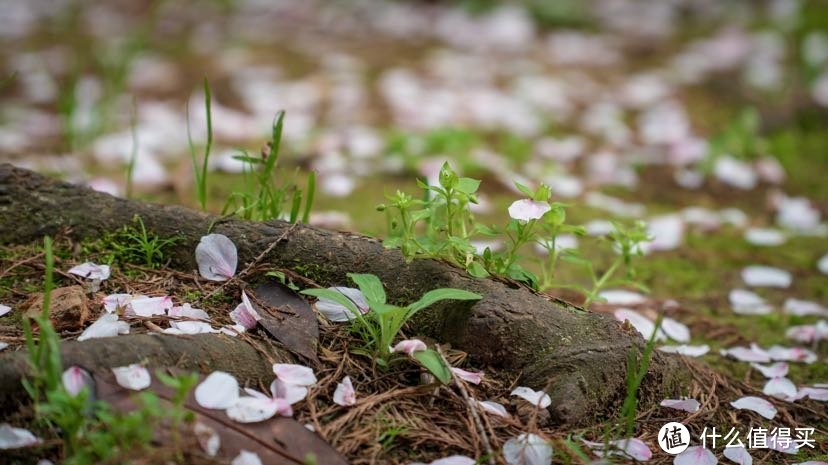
[508, 199, 551, 222]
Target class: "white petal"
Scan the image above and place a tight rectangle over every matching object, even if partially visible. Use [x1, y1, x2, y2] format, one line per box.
[508, 199, 551, 222]
[112, 364, 151, 391]
[614, 309, 666, 341]
[269, 379, 308, 405]
[767, 345, 817, 363]
[729, 289, 773, 315]
[129, 296, 172, 317]
[391, 339, 427, 355]
[674, 446, 717, 465]
[660, 398, 700, 413]
[272, 363, 317, 386]
[62, 366, 90, 396]
[68, 262, 111, 280]
[0, 342, 7, 351]
[169, 320, 217, 335]
[102, 293, 133, 313]
[744, 228, 786, 246]
[314, 287, 369, 322]
[598, 289, 646, 305]
[510, 387, 551, 409]
[783, 298, 828, 317]
[819, 253, 828, 274]
[750, 362, 789, 378]
[611, 438, 652, 461]
[720, 345, 771, 363]
[474, 399, 510, 418]
[714, 156, 756, 189]
[196, 372, 240, 409]
[226, 397, 280, 423]
[798, 387, 828, 401]
[230, 291, 261, 330]
[723, 446, 752, 465]
[78, 314, 130, 341]
[169, 303, 210, 320]
[231, 450, 263, 465]
[196, 234, 238, 281]
[451, 367, 483, 385]
[661, 318, 690, 342]
[642, 215, 684, 252]
[763, 377, 798, 400]
[0, 304, 10, 317]
[0, 424, 41, 449]
[741, 266, 792, 288]
[194, 422, 220, 457]
[729, 396, 777, 419]
[503, 433, 553, 465]
[333, 376, 356, 407]
[428, 456, 476, 465]
[658, 344, 710, 357]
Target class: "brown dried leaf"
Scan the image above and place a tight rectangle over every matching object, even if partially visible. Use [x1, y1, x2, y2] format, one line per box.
[251, 281, 319, 364]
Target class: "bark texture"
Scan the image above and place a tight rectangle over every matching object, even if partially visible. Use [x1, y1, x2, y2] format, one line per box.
[0, 164, 691, 425]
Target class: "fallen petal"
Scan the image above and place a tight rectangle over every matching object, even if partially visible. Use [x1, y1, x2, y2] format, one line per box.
[78, 314, 130, 341]
[614, 309, 666, 341]
[270, 379, 308, 404]
[661, 317, 690, 343]
[230, 291, 261, 330]
[272, 363, 317, 386]
[0, 424, 40, 449]
[674, 446, 717, 465]
[503, 433, 553, 465]
[474, 399, 510, 418]
[333, 376, 356, 407]
[729, 289, 773, 315]
[231, 450, 263, 465]
[196, 371, 240, 410]
[750, 362, 789, 378]
[0, 304, 10, 317]
[129, 295, 173, 317]
[451, 367, 483, 385]
[508, 199, 551, 222]
[62, 366, 90, 396]
[391, 339, 427, 355]
[729, 396, 777, 419]
[194, 422, 220, 457]
[720, 345, 771, 363]
[226, 397, 281, 423]
[510, 386, 551, 409]
[660, 398, 700, 413]
[658, 344, 710, 357]
[741, 265, 792, 288]
[196, 234, 238, 281]
[68, 262, 111, 280]
[314, 287, 369, 322]
[112, 364, 151, 391]
[723, 445, 752, 465]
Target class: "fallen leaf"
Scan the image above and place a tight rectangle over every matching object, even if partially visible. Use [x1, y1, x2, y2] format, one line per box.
[251, 281, 319, 363]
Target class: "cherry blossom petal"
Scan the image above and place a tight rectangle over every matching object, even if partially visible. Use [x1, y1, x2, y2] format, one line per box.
[169, 303, 209, 319]
[741, 266, 792, 288]
[168, 320, 217, 335]
[744, 228, 786, 246]
[270, 379, 308, 405]
[0, 342, 7, 351]
[474, 399, 510, 418]
[230, 291, 261, 330]
[767, 345, 817, 364]
[785, 324, 820, 343]
[503, 433, 553, 465]
[314, 287, 369, 322]
[194, 422, 220, 457]
[62, 366, 91, 396]
[714, 156, 756, 189]
[763, 377, 798, 400]
[720, 345, 771, 363]
[272, 363, 317, 386]
[783, 298, 828, 316]
[112, 364, 151, 391]
[391, 339, 427, 355]
[641, 215, 684, 253]
[231, 450, 263, 465]
[196, 371, 239, 410]
[729, 289, 773, 315]
[78, 314, 130, 341]
[660, 398, 700, 413]
[723, 445, 752, 465]
[614, 309, 666, 341]
[598, 289, 646, 305]
[508, 199, 551, 222]
[797, 387, 828, 401]
[661, 317, 690, 343]
[0, 304, 10, 317]
[793, 462, 828, 465]
[333, 376, 356, 407]
[769, 435, 798, 454]
[102, 293, 134, 313]
[510, 386, 551, 409]
[226, 396, 288, 423]
[750, 362, 789, 378]
[129, 296, 173, 317]
[674, 446, 717, 465]
[428, 456, 476, 465]
[819, 253, 828, 274]
[658, 344, 710, 357]
[68, 262, 110, 280]
[729, 396, 777, 419]
[196, 234, 238, 281]
[611, 438, 652, 461]
[451, 367, 483, 385]
[0, 424, 41, 449]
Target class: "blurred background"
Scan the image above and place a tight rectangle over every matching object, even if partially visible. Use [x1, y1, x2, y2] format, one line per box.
[0, 0, 826, 236]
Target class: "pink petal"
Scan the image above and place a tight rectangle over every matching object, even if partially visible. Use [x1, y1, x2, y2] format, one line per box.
[750, 362, 789, 378]
[194, 422, 220, 457]
[720, 345, 771, 363]
[333, 376, 356, 406]
[660, 398, 700, 413]
[451, 367, 483, 385]
[0, 424, 41, 449]
[510, 386, 551, 409]
[658, 344, 710, 357]
[195, 371, 239, 409]
[231, 450, 263, 465]
[767, 345, 817, 364]
[798, 387, 828, 401]
[169, 303, 209, 320]
[230, 291, 261, 330]
[723, 446, 752, 465]
[391, 339, 427, 355]
[78, 314, 130, 341]
[0, 304, 10, 317]
[102, 293, 133, 313]
[474, 399, 510, 418]
[612, 438, 652, 461]
[769, 435, 798, 454]
[128, 296, 172, 317]
[68, 262, 110, 281]
[272, 363, 317, 386]
[508, 199, 551, 222]
[226, 397, 283, 423]
[729, 396, 777, 419]
[112, 364, 151, 391]
[196, 234, 238, 281]
[762, 377, 798, 400]
[269, 379, 308, 404]
[62, 366, 90, 396]
[503, 433, 553, 465]
[674, 446, 717, 465]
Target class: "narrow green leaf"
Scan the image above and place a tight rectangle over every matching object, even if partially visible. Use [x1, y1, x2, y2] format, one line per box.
[407, 288, 481, 314]
[412, 349, 452, 384]
[302, 171, 316, 223]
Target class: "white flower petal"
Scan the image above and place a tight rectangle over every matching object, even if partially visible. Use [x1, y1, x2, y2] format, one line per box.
[0, 424, 41, 449]
[391, 339, 427, 355]
[729, 396, 777, 419]
[614, 309, 666, 341]
[62, 366, 90, 396]
[314, 287, 369, 322]
[661, 317, 690, 343]
[750, 362, 789, 378]
[112, 364, 151, 391]
[230, 291, 261, 330]
[741, 266, 792, 288]
[226, 397, 281, 423]
[196, 371, 240, 410]
[767, 345, 817, 364]
[196, 234, 238, 281]
[78, 314, 130, 341]
[510, 386, 551, 409]
[0, 304, 10, 317]
[763, 377, 798, 400]
[231, 450, 263, 465]
[333, 376, 356, 407]
[503, 433, 553, 465]
[508, 199, 551, 222]
[729, 289, 773, 315]
[658, 344, 710, 357]
[425, 456, 476, 465]
[744, 228, 786, 246]
[660, 398, 700, 413]
[269, 379, 308, 405]
[451, 367, 483, 385]
[102, 293, 134, 313]
[723, 445, 752, 465]
[194, 422, 220, 457]
[129, 296, 173, 317]
[720, 345, 771, 363]
[674, 446, 718, 465]
[798, 387, 828, 401]
[68, 262, 111, 281]
[474, 399, 510, 418]
[169, 303, 209, 320]
[783, 298, 828, 317]
[598, 289, 646, 305]
[272, 363, 317, 386]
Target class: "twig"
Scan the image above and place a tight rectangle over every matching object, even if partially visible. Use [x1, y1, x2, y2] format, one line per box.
[437, 346, 495, 465]
[195, 223, 298, 305]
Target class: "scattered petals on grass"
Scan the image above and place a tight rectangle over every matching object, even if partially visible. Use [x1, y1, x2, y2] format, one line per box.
[412, 456, 476, 465]
[614, 308, 665, 341]
[78, 313, 130, 341]
[230, 291, 261, 330]
[729, 396, 777, 419]
[314, 287, 369, 322]
[68, 262, 111, 280]
[391, 338, 427, 355]
[766, 345, 817, 363]
[722, 446, 752, 465]
[450, 367, 483, 385]
[195, 371, 240, 410]
[750, 362, 789, 378]
[473, 399, 510, 418]
[62, 366, 90, 396]
[729, 289, 773, 315]
[196, 233, 238, 281]
[762, 377, 798, 400]
[658, 344, 710, 357]
[510, 386, 551, 409]
[272, 363, 317, 386]
[0, 304, 10, 317]
[194, 422, 220, 457]
[112, 364, 151, 391]
[231, 450, 263, 465]
[0, 424, 41, 449]
[720, 344, 771, 363]
[503, 433, 553, 465]
[674, 446, 717, 465]
[508, 199, 551, 222]
[741, 265, 792, 288]
[660, 398, 700, 413]
[333, 376, 356, 407]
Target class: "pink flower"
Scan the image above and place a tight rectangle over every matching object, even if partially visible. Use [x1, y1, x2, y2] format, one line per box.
[508, 199, 551, 222]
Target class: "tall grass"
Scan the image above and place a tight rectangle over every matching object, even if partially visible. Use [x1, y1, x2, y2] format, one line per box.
[187, 78, 213, 211]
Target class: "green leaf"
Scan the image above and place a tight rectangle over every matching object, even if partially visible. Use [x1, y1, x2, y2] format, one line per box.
[514, 182, 535, 198]
[467, 261, 490, 278]
[347, 273, 386, 305]
[455, 177, 481, 194]
[412, 349, 452, 384]
[300, 288, 360, 316]
[407, 288, 482, 314]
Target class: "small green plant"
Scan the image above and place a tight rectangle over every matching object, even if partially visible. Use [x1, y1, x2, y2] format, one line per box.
[125, 97, 138, 199]
[300, 273, 481, 379]
[705, 107, 768, 165]
[187, 78, 213, 211]
[107, 215, 179, 268]
[222, 110, 316, 222]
